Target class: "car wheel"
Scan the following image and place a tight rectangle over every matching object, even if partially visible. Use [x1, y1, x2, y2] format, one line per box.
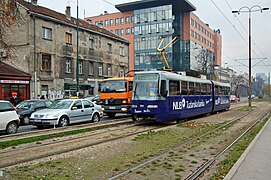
[106, 112, 116, 118]
[91, 113, 100, 123]
[58, 116, 69, 127]
[5, 122, 18, 134]
[23, 116, 30, 125]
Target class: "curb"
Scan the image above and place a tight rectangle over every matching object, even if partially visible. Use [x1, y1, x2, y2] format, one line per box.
[224, 116, 271, 180]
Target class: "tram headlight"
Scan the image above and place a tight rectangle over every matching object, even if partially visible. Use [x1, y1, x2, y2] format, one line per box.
[132, 105, 137, 108]
[147, 105, 158, 108]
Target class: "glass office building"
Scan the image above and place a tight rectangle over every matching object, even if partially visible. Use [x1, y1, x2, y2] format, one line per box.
[133, 5, 173, 70]
[91, 0, 222, 75]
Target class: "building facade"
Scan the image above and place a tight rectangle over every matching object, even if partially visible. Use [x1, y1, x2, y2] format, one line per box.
[88, 11, 134, 70]
[87, 0, 222, 76]
[0, 0, 129, 100]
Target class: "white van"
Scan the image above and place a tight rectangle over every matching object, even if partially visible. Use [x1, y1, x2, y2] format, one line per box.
[0, 100, 20, 134]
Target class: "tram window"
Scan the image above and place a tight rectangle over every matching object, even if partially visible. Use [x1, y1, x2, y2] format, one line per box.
[195, 83, 201, 95]
[188, 82, 194, 95]
[222, 87, 226, 95]
[216, 86, 222, 95]
[207, 84, 211, 95]
[201, 84, 206, 95]
[227, 87, 230, 95]
[169, 81, 180, 96]
[223, 87, 229, 95]
[160, 80, 167, 97]
[181, 81, 188, 95]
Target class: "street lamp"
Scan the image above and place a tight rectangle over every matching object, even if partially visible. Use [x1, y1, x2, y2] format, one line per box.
[232, 5, 269, 107]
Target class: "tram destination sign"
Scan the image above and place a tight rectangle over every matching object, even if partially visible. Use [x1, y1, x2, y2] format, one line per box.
[135, 73, 158, 81]
[0, 80, 29, 84]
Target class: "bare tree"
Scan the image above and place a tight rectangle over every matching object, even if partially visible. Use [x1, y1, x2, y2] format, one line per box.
[0, 0, 18, 42]
[195, 49, 213, 79]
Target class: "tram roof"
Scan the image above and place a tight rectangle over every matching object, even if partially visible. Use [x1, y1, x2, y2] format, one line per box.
[135, 70, 212, 84]
[212, 81, 231, 88]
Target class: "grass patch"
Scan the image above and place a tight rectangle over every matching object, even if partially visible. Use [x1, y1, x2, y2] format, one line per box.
[210, 115, 270, 179]
[238, 106, 256, 112]
[0, 122, 132, 149]
[252, 98, 271, 103]
[3, 121, 231, 179]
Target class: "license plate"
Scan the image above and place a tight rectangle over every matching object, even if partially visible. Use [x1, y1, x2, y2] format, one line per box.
[35, 119, 41, 122]
[109, 106, 116, 109]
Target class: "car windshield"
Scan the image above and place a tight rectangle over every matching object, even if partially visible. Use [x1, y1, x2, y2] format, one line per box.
[100, 80, 127, 93]
[50, 100, 73, 109]
[16, 101, 35, 109]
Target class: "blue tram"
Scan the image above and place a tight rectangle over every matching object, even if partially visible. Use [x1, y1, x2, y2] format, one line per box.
[131, 70, 230, 122]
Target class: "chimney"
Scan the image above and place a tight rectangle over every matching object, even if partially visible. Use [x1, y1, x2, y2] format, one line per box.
[65, 6, 71, 20]
[31, 0, 37, 6]
[86, 19, 93, 24]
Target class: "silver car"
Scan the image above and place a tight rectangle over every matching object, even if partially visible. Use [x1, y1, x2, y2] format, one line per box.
[30, 99, 103, 128]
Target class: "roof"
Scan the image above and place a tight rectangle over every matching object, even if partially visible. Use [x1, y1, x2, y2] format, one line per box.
[116, 0, 196, 12]
[0, 61, 31, 77]
[16, 0, 129, 44]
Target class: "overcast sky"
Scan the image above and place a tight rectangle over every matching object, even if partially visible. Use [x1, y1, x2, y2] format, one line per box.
[38, 0, 271, 76]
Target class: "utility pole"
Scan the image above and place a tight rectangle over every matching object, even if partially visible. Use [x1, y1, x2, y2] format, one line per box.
[232, 5, 269, 107]
[268, 73, 270, 98]
[76, 0, 79, 97]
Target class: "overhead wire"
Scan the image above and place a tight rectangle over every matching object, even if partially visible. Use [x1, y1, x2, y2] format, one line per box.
[224, 0, 267, 60]
[96, 0, 269, 73]
[211, 0, 270, 73]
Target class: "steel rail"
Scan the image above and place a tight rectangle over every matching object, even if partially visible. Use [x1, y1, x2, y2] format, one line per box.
[185, 112, 270, 180]
[0, 117, 132, 141]
[109, 111, 253, 180]
[0, 123, 167, 168]
[0, 122, 142, 154]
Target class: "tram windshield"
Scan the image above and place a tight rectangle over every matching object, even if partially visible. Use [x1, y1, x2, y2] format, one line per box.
[133, 73, 159, 100]
[100, 80, 127, 93]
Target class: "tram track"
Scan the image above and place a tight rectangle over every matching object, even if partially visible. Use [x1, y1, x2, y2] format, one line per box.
[0, 117, 132, 142]
[185, 112, 270, 180]
[109, 103, 270, 179]
[0, 121, 167, 169]
[1, 103, 270, 179]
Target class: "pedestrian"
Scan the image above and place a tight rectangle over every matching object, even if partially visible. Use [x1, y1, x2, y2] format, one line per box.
[237, 95, 240, 102]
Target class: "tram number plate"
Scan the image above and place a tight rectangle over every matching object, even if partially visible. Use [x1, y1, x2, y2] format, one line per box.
[109, 107, 116, 110]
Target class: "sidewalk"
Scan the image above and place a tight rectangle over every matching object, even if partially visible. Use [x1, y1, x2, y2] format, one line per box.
[225, 117, 271, 180]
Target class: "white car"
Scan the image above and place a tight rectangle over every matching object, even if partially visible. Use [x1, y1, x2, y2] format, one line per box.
[30, 99, 103, 128]
[0, 100, 20, 134]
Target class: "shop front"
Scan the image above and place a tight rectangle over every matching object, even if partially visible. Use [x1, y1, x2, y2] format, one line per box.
[64, 82, 92, 98]
[0, 61, 31, 104]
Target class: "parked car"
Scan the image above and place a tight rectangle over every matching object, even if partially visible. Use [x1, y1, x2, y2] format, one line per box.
[84, 95, 100, 105]
[16, 99, 52, 125]
[248, 95, 256, 99]
[30, 99, 103, 128]
[230, 95, 237, 103]
[0, 100, 20, 134]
